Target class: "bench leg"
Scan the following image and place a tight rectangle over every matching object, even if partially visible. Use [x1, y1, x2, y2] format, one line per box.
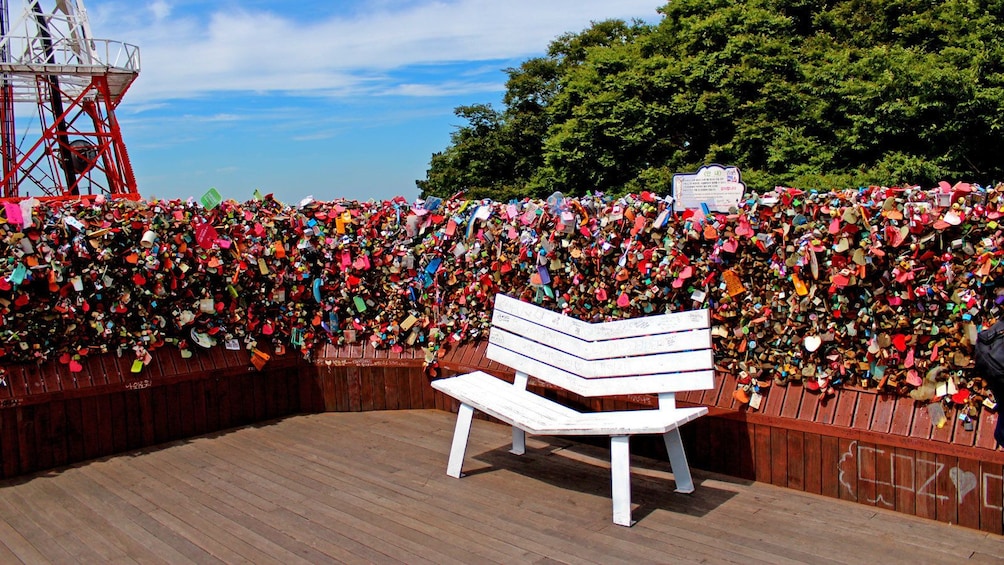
[663, 428, 695, 493]
[446, 404, 475, 478]
[610, 435, 633, 526]
[510, 427, 526, 455]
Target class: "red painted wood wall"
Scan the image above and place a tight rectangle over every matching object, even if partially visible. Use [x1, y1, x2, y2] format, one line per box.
[433, 342, 1004, 535]
[0, 347, 319, 479]
[1, 340, 1000, 535]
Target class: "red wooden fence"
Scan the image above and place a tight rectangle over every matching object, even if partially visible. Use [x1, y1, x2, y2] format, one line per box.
[0, 347, 318, 479]
[434, 342, 1004, 535]
[0, 340, 1000, 535]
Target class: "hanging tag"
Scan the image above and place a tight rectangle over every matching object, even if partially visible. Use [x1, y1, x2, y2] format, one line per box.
[251, 349, 270, 370]
[722, 269, 745, 297]
[8, 263, 28, 286]
[537, 265, 551, 285]
[927, 402, 948, 429]
[200, 187, 223, 209]
[401, 314, 418, 330]
[792, 273, 808, 296]
[654, 209, 670, 229]
[64, 216, 85, 231]
[3, 201, 23, 226]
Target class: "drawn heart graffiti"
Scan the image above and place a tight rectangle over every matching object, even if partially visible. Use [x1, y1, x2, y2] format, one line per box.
[949, 467, 977, 502]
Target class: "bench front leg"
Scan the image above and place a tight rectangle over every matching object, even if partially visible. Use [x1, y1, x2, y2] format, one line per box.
[663, 428, 695, 493]
[611, 435, 633, 526]
[447, 404, 475, 478]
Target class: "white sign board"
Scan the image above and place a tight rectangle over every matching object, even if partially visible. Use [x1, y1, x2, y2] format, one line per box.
[672, 165, 746, 212]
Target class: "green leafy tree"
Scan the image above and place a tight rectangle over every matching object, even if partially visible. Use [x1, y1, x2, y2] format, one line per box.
[418, 0, 1004, 198]
[418, 19, 649, 199]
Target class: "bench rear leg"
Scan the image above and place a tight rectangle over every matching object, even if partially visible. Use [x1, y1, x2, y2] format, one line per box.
[510, 427, 526, 455]
[447, 404, 475, 478]
[663, 428, 695, 493]
[611, 435, 633, 526]
[510, 371, 528, 455]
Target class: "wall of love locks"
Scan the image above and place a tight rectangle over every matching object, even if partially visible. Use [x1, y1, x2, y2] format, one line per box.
[0, 182, 1001, 424]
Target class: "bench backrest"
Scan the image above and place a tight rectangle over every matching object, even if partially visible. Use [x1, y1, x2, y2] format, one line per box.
[486, 294, 714, 398]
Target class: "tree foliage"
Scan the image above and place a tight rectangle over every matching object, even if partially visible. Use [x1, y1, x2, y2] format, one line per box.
[417, 0, 1004, 198]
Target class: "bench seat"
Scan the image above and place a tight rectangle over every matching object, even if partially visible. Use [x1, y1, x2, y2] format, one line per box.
[433, 370, 708, 436]
[431, 294, 714, 526]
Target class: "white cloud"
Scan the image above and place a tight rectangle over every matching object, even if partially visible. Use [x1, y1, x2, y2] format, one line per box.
[149, 1, 171, 21]
[385, 81, 504, 97]
[89, 0, 663, 103]
[200, 113, 244, 122]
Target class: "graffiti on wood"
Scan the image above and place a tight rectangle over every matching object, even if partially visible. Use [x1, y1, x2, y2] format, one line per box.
[124, 379, 152, 390]
[838, 441, 1001, 510]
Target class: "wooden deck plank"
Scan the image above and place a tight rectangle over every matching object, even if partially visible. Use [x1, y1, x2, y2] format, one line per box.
[180, 435, 456, 563]
[86, 458, 286, 565]
[4, 479, 136, 563]
[205, 427, 547, 564]
[122, 454, 319, 565]
[75, 462, 227, 564]
[42, 470, 192, 564]
[0, 515, 49, 564]
[0, 410, 999, 565]
[289, 416, 618, 533]
[0, 493, 79, 562]
[150, 443, 395, 564]
[291, 415, 764, 563]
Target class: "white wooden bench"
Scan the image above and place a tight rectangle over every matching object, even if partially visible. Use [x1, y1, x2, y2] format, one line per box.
[431, 294, 714, 526]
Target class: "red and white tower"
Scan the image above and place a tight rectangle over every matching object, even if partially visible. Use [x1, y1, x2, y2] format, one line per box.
[0, 0, 139, 200]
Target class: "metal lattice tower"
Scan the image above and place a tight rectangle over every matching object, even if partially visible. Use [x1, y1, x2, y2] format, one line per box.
[0, 0, 139, 200]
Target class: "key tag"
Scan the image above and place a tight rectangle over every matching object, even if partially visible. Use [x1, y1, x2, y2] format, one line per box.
[927, 402, 948, 429]
[250, 348, 270, 370]
[401, 314, 418, 330]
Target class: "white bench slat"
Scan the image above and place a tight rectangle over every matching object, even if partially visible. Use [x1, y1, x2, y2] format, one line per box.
[566, 406, 708, 435]
[432, 371, 579, 430]
[486, 344, 715, 396]
[492, 309, 712, 359]
[489, 328, 713, 380]
[435, 294, 714, 527]
[431, 371, 709, 435]
[494, 293, 710, 341]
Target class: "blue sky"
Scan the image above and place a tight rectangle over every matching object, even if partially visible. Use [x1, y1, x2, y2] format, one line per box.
[84, 0, 665, 204]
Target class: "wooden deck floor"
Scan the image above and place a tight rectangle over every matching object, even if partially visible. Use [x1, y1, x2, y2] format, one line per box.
[0, 410, 1001, 565]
